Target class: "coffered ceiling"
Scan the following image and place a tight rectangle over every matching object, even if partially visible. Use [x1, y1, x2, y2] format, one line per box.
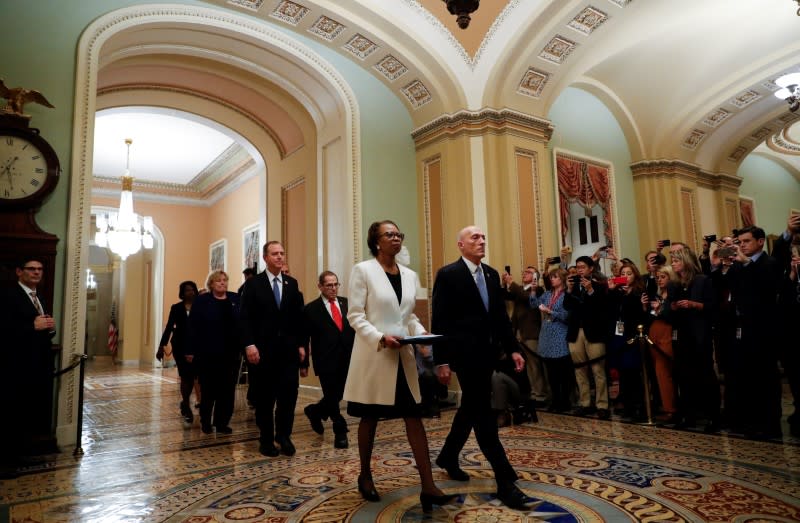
[93, 0, 800, 201]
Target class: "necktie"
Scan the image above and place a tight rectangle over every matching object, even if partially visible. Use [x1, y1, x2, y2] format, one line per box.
[272, 277, 281, 307]
[475, 265, 489, 311]
[30, 291, 44, 315]
[329, 299, 343, 331]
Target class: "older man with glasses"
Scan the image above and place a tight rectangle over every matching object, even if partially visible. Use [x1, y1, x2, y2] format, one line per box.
[301, 270, 355, 449]
[1, 258, 58, 475]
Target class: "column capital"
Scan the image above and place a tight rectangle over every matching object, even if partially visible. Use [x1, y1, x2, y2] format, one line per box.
[411, 108, 553, 149]
[630, 159, 741, 191]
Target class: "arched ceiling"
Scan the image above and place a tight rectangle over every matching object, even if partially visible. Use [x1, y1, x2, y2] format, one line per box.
[94, 0, 800, 197]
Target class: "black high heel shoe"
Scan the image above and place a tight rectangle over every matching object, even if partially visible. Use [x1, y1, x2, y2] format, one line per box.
[357, 474, 380, 502]
[420, 492, 458, 513]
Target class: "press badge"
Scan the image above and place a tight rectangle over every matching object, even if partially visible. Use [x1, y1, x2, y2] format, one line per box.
[672, 329, 678, 341]
[736, 327, 742, 340]
[615, 320, 624, 336]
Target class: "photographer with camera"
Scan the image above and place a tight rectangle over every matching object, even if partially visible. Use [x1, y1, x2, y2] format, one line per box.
[713, 225, 782, 439]
[563, 256, 611, 419]
[772, 212, 800, 436]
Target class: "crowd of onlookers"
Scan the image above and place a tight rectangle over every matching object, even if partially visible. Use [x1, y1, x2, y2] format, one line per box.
[493, 212, 800, 439]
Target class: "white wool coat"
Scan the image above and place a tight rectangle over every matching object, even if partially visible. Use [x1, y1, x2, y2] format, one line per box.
[342, 258, 426, 405]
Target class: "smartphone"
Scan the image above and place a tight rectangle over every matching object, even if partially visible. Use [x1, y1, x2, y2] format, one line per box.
[718, 246, 736, 258]
[504, 265, 511, 274]
[661, 239, 671, 247]
[611, 276, 628, 285]
[549, 256, 561, 264]
[704, 234, 716, 243]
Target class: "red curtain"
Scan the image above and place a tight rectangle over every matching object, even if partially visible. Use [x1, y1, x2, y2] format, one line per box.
[739, 199, 755, 227]
[556, 156, 613, 245]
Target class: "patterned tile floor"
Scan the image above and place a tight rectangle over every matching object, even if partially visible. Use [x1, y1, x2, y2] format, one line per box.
[1, 358, 799, 522]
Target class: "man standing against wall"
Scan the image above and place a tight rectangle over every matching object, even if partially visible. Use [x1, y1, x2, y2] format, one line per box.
[240, 241, 306, 456]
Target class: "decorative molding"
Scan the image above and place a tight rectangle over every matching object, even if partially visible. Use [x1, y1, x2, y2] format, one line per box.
[730, 89, 762, 108]
[750, 127, 772, 141]
[568, 6, 609, 35]
[681, 129, 706, 150]
[539, 35, 578, 65]
[401, 79, 433, 109]
[308, 15, 346, 41]
[514, 149, 544, 268]
[767, 128, 800, 155]
[411, 108, 554, 149]
[227, 0, 264, 11]
[607, 0, 633, 6]
[728, 146, 748, 162]
[374, 55, 408, 82]
[517, 67, 550, 98]
[270, 0, 309, 25]
[630, 159, 742, 191]
[422, 155, 443, 308]
[343, 33, 378, 60]
[281, 177, 306, 254]
[702, 108, 731, 128]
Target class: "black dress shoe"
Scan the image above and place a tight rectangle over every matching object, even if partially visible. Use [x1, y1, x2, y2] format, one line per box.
[496, 484, 530, 510]
[357, 474, 380, 502]
[435, 456, 469, 481]
[275, 436, 296, 456]
[304, 405, 324, 435]
[596, 408, 611, 420]
[201, 424, 213, 434]
[215, 425, 233, 434]
[334, 435, 349, 449]
[259, 443, 279, 457]
[420, 492, 458, 513]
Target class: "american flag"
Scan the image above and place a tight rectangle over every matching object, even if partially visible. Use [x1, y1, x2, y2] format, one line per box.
[108, 302, 119, 355]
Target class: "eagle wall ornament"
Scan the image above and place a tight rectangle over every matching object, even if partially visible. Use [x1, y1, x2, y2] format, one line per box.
[0, 79, 55, 117]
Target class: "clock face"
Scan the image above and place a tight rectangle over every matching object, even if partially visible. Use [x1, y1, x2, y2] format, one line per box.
[1, 134, 50, 200]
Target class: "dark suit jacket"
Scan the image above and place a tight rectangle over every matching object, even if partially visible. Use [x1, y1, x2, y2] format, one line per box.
[505, 282, 542, 341]
[563, 279, 609, 343]
[431, 258, 517, 374]
[0, 284, 56, 434]
[188, 291, 241, 366]
[159, 302, 191, 356]
[725, 252, 782, 326]
[239, 271, 305, 366]
[303, 296, 355, 375]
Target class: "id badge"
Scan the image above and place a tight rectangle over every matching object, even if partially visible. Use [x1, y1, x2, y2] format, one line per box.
[736, 327, 742, 340]
[672, 329, 678, 341]
[615, 320, 624, 336]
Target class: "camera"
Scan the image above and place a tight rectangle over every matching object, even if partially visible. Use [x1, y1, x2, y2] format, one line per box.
[660, 239, 671, 247]
[704, 234, 716, 243]
[569, 275, 581, 285]
[504, 265, 511, 275]
[548, 256, 561, 264]
[611, 276, 628, 286]
[717, 246, 736, 258]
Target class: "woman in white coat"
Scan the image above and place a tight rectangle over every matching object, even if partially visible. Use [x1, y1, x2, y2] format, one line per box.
[343, 220, 455, 513]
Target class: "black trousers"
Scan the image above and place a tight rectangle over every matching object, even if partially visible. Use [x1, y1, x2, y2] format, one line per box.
[249, 361, 300, 443]
[308, 369, 348, 435]
[438, 366, 518, 487]
[198, 357, 237, 428]
[543, 356, 574, 411]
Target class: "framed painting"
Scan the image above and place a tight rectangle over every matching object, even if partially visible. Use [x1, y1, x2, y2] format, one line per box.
[242, 223, 260, 272]
[209, 239, 227, 272]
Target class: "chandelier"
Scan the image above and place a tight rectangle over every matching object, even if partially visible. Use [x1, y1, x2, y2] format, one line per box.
[442, 0, 479, 29]
[95, 138, 154, 260]
[774, 72, 800, 112]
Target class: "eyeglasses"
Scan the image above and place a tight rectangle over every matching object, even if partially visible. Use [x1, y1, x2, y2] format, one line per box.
[23, 267, 44, 271]
[381, 232, 405, 240]
[322, 283, 341, 288]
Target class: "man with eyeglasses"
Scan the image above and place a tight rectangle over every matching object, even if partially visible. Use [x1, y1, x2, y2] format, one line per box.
[301, 271, 355, 448]
[1, 258, 57, 474]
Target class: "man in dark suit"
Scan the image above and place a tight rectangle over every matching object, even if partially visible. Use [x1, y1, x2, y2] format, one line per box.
[721, 225, 783, 439]
[0, 257, 57, 471]
[302, 270, 355, 449]
[240, 241, 306, 457]
[432, 225, 529, 510]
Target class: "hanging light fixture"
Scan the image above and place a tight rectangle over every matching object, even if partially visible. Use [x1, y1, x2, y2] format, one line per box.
[442, 0, 480, 29]
[95, 138, 154, 260]
[774, 72, 800, 112]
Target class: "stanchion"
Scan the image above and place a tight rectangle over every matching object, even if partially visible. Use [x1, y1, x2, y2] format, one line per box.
[626, 325, 657, 426]
[72, 354, 89, 456]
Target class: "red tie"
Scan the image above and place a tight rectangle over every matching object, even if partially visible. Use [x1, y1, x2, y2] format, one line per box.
[329, 299, 343, 331]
